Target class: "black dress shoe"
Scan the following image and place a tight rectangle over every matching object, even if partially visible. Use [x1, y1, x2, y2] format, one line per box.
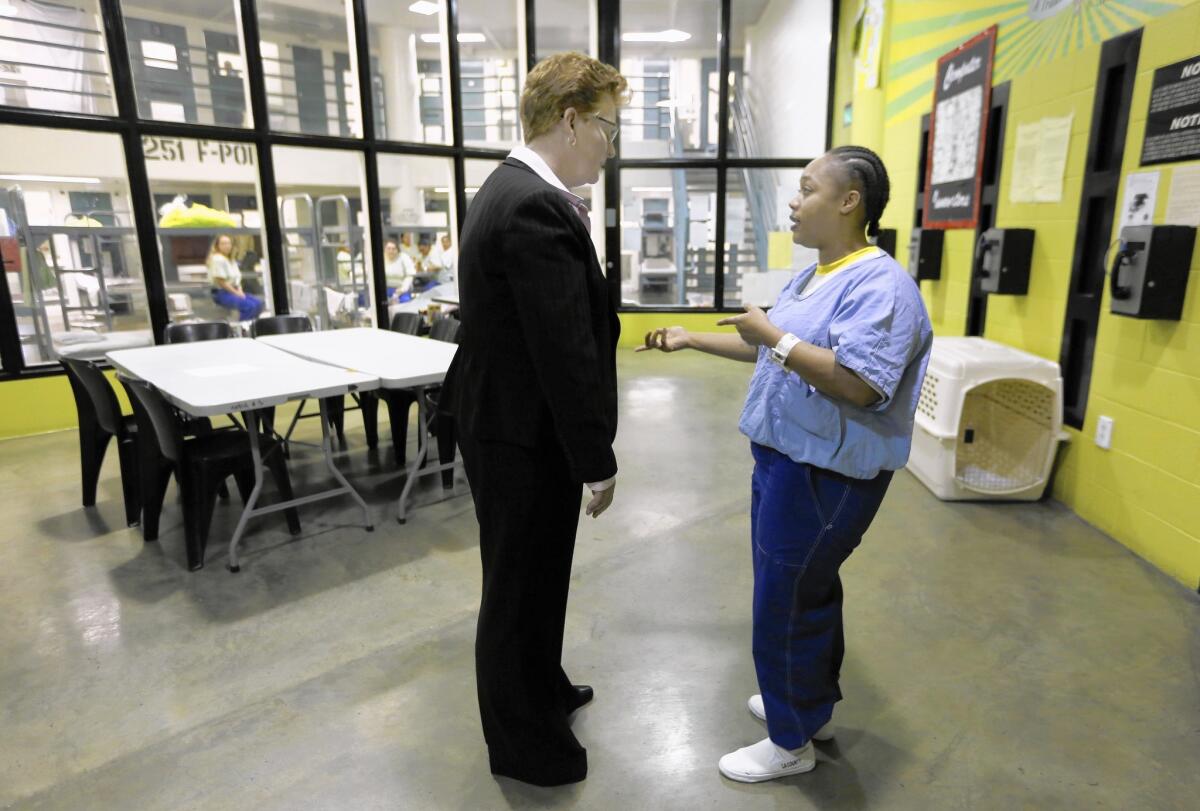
[566, 684, 594, 713]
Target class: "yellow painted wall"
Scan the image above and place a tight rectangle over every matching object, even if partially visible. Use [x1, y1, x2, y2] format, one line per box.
[1054, 3, 1200, 588]
[0, 372, 97, 439]
[835, 0, 1200, 588]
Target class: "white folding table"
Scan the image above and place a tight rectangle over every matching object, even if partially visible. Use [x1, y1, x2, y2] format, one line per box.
[106, 338, 380, 571]
[256, 328, 461, 523]
[431, 283, 459, 306]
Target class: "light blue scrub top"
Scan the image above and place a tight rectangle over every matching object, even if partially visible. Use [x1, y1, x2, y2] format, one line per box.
[738, 250, 933, 479]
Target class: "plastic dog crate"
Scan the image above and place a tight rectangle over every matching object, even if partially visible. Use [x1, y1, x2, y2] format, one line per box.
[907, 337, 1066, 501]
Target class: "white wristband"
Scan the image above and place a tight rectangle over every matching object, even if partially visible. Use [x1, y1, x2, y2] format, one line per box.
[770, 332, 802, 368]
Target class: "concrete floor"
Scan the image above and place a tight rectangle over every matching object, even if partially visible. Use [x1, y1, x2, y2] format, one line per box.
[1, 352, 1198, 810]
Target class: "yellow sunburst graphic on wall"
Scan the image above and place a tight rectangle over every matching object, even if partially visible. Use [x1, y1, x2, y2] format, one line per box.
[884, 0, 1190, 127]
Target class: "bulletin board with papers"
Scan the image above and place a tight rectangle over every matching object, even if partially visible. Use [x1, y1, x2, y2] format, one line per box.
[923, 27, 997, 229]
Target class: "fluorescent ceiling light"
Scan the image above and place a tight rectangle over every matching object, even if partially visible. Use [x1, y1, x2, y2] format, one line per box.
[0, 174, 102, 185]
[630, 187, 672, 193]
[408, 1, 439, 14]
[622, 29, 691, 43]
[421, 32, 486, 44]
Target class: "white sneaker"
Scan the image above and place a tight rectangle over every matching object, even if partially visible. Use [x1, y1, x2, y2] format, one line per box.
[718, 737, 816, 782]
[747, 695, 834, 741]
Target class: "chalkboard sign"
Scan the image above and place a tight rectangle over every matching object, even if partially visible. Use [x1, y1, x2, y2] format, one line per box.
[923, 27, 997, 229]
[1140, 54, 1200, 166]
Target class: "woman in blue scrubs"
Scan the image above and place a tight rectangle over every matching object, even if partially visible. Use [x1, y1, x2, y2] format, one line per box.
[639, 146, 933, 782]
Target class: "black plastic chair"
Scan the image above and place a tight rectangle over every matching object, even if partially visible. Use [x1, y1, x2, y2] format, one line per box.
[389, 312, 422, 335]
[363, 316, 460, 481]
[428, 316, 461, 344]
[163, 321, 233, 344]
[360, 311, 421, 460]
[249, 313, 311, 337]
[249, 314, 347, 443]
[61, 356, 141, 527]
[122, 376, 301, 571]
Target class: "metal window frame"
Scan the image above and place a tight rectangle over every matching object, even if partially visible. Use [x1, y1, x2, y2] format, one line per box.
[601, 0, 836, 314]
[0, 0, 838, 379]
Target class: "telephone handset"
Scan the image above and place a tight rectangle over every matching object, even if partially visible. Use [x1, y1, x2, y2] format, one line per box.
[1108, 225, 1195, 320]
[1107, 240, 1138, 301]
[975, 233, 994, 279]
[975, 228, 1033, 294]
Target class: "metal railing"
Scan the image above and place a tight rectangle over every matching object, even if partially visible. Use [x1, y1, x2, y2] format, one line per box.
[730, 87, 774, 273]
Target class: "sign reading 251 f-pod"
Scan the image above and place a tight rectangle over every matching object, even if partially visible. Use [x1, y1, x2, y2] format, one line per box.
[1140, 55, 1200, 166]
[923, 26, 997, 230]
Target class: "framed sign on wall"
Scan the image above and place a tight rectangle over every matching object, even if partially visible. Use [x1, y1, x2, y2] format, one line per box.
[1140, 54, 1200, 166]
[923, 26, 998, 229]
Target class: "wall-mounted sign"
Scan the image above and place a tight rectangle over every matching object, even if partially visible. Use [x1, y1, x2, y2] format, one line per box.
[142, 136, 255, 167]
[1140, 54, 1200, 166]
[923, 26, 997, 229]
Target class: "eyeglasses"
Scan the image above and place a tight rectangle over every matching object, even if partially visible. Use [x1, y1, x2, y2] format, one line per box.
[591, 113, 619, 144]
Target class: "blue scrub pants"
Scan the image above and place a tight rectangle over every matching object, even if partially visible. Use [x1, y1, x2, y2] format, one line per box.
[211, 288, 264, 321]
[749, 442, 893, 749]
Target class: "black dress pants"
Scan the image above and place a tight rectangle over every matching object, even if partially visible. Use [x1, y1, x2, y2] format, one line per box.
[458, 431, 588, 786]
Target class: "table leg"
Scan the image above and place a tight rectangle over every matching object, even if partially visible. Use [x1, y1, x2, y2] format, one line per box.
[397, 385, 428, 525]
[227, 409, 265, 573]
[395, 386, 463, 524]
[226, 403, 374, 573]
[318, 398, 373, 531]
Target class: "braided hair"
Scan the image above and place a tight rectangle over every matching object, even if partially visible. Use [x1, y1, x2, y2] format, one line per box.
[828, 145, 890, 239]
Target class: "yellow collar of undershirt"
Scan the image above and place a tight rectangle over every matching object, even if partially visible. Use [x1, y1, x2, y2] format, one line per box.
[815, 246, 879, 276]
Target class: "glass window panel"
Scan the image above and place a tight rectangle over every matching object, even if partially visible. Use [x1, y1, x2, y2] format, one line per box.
[0, 0, 116, 116]
[729, 1, 830, 158]
[272, 146, 373, 329]
[534, 0, 592, 59]
[144, 135, 272, 328]
[377, 153, 455, 323]
[365, 0, 450, 144]
[619, 1, 715, 159]
[0, 126, 153, 366]
[722, 168, 817, 309]
[619, 168, 716, 308]
[257, 0, 361, 137]
[140, 40, 179, 70]
[120, 0, 252, 127]
[463, 158, 502, 215]
[458, 0, 522, 149]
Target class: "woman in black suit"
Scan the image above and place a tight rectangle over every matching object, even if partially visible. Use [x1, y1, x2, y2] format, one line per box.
[441, 52, 628, 787]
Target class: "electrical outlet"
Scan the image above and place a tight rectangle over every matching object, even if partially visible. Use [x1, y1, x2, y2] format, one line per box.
[1095, 415, 1114, 450]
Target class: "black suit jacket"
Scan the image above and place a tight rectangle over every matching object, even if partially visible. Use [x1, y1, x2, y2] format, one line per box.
[441, 158, 620, 483]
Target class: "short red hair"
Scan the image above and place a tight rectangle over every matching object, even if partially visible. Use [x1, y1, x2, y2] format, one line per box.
[521, 52, 628, 141]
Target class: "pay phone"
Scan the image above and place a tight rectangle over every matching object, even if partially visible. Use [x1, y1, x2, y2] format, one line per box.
[1109, 225, 1196, 320]
[977, 227, 1034, 295]
[907, 228, 943, 281]
[873, 228, 897, 258]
